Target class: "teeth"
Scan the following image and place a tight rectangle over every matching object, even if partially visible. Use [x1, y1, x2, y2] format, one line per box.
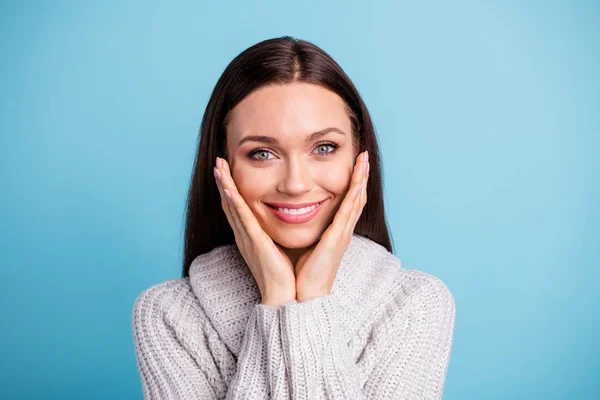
[277, 203, 319, 215]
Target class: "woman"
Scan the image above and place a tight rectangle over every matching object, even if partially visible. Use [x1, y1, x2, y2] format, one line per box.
[132, 36, 456, 399]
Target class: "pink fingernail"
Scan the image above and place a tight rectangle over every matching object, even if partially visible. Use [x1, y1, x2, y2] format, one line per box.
[214, 167, 222, 181]
[224, 189, 232, 200]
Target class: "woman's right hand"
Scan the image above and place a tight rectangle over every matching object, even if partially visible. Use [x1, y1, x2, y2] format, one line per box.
[213, 157, 297, 307]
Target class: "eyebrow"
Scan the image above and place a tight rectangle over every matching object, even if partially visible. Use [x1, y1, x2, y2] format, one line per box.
[237, 127, 346, 146]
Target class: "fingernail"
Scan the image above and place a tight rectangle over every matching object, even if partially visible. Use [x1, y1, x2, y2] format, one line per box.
[224, 189, 232, 200]
[364, 151, 369, 162]
[214, 167, 222, 181]
[216, 157, 222, 168]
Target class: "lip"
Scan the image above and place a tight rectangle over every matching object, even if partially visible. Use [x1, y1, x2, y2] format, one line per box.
[265, 200, 323, 209]
[266, 200, 327, 224]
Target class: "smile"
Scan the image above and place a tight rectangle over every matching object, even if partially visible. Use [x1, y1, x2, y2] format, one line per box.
[265, 200, 326, 224]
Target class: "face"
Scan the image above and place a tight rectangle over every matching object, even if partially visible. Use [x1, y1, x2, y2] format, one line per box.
[225, 82, 359, 250]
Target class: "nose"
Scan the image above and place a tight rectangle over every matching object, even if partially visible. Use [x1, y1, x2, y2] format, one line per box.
[275, 156, 313, 196]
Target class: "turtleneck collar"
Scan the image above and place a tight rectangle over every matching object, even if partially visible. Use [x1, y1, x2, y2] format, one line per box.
[189, 234, 401, 356]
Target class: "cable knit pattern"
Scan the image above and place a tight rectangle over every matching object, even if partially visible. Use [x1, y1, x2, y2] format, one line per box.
[132, 234, 456, 399]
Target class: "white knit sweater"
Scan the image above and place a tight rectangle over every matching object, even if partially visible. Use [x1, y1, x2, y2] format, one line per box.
[132, 234, 456, 399]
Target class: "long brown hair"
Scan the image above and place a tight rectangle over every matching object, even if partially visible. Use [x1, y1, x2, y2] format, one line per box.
[182, 36, 393, 278]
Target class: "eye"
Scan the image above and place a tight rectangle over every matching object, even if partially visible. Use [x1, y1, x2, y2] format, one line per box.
[313, 141, 339, 156]
[248, 149, 275, 161]
[247, 141, 340, 163]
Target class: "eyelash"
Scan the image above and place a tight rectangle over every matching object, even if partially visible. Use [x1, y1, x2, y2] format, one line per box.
[247, 141, 340, 162]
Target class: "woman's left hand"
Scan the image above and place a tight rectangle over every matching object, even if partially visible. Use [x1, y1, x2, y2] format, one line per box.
[294, 150, 370, 302]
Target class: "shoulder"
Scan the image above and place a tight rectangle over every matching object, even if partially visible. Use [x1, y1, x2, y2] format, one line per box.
[390, 268, 456, 321]
[132, 278, 210, 336]
[354, 235, 455, 314]
[131, 278, 228, 356]
[341, 236, 456, 336]
[131, 279, 234, 398]
[132, 278, 194, 318]
[360, 267, 456, 358]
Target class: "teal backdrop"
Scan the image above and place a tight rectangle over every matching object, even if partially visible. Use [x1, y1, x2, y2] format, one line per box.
[1, 1, 598, 399]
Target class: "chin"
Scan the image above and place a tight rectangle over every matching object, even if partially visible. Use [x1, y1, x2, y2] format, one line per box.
[267, 227, 323, 250]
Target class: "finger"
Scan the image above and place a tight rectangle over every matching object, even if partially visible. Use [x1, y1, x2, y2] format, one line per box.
[221, 156, 233, 178]
[216, 163, 248, 245]
[214, 166, 243, 240]
[223, 188, 242, 234]
[345, 180, 366, 238]
[214, 166, 232, 217]
[219, 158, 265, 243]
[346, 161, 369, 237]
[217, 159, 246, 236]
[351, 152, 368, 209]
[329, 172, 365, 241]
[351, 151, 367, 186]
[329, 152, 368, 236]
[226, 187, 266, 243]
[214, 160, 248, 250]
[363, 159, 369, 204]
[357, 157, 369, 213]
[218, 158, 242, 197]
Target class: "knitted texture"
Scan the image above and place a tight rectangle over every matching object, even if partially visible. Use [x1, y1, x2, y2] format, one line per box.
[132, 234, 456, 399]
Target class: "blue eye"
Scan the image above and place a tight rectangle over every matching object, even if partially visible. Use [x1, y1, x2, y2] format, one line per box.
[249, 149, 271, 161]
[247, 141, 340, 162]
[315, 143, 336, 155]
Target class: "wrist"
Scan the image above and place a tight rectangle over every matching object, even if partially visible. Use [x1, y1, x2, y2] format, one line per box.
[296, 290, 331, 303]
[261, 291, 296, 307]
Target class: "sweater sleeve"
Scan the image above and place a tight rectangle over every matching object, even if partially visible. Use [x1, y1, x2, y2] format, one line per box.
[278, 294, 366, 399]
[132, 285, 223, 399]
[362, 277, 456, 399]
[133, 275, 455, 399]
[224, 303, 290, 399]
[132, 284, 287, 399]
[276, 276, 456, 400]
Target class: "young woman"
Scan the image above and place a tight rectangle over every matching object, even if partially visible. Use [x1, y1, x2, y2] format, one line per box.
[132, 36, 456, 399]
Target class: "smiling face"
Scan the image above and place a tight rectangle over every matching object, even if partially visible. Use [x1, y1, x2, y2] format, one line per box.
[225, 82, 359, 252]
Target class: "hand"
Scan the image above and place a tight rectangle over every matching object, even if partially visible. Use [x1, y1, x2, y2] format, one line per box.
[214, 157, 296, 307]
[294, 151, 370, 302]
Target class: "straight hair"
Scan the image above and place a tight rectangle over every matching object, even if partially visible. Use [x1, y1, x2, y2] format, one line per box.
[182, 36, 393, 278]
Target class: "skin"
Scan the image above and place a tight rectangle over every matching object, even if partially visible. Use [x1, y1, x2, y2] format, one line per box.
[214, 82, 370, 305]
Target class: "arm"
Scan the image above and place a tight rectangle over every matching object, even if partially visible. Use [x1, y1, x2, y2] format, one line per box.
[278, 294, 366, 399]
[133, 275, 455, 399]
[132, 285, 223, 399]
[362, 277, 456, 399]
[132, 284, 288, 399]
[276, 276, 456, 399]
[224, 303, 290, 399]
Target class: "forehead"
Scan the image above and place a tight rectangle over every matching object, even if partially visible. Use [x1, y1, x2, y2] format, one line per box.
[226, 82, 351, 143]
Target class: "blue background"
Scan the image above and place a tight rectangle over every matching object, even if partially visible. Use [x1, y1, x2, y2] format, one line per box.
[1, 1, 598, 399]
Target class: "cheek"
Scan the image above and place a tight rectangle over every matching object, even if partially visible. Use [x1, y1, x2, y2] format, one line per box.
[232, 167, 269, 203]
[317, 163, 352, 195]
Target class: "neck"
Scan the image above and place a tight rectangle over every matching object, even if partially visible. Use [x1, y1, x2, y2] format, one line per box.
[272, 241, 309, 274]
[279, 246, 304, 273]
[276, 238, 322, 275]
